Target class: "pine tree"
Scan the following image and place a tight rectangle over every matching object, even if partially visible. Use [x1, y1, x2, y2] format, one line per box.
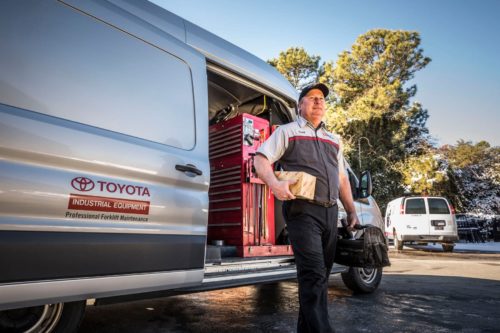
[268, 47, 321, 90]
[323, 29, 431, 207]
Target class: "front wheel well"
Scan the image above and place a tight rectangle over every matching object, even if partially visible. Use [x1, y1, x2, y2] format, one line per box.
[0, 301, 86, 333]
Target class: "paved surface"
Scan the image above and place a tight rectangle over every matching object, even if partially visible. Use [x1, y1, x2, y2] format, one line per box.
[80, 247, 500, 333]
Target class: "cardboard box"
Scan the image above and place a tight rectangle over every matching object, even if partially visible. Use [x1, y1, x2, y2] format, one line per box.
[274, 171, 316, 200]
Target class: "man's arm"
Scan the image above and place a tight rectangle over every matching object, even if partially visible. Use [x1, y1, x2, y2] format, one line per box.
[338, 166, 360, 232]
[254, 154, 296, 201]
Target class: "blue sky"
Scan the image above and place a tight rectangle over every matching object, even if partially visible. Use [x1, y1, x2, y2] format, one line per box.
[151, 0, 499, 146]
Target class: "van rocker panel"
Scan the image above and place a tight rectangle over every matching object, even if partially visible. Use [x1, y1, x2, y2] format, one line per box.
[0, 230, 205, 283]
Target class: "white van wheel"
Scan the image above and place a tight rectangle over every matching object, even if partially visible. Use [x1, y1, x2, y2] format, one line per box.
[442, 244, 455, 252]
[0, 301, 85, 333]
[341, 267, 382, 294]
[394, 230, 404, 251]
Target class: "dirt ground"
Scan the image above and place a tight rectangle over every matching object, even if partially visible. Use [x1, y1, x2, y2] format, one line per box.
[80, 247, 500, 333]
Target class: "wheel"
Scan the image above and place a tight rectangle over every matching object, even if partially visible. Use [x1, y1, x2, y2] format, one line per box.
[442, 244, 455, 252]
[0, 301, 86, 333]
[341, 267, 383, 294]
[394, 230, 404, 251]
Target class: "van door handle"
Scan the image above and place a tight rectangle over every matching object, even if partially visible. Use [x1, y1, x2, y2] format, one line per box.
[175, 164, 203, 176]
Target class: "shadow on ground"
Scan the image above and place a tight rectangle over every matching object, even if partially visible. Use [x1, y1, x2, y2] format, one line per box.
[80, 273, 500, 333]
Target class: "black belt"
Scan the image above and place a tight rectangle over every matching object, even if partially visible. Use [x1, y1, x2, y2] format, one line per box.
[305, 199, 337, 208]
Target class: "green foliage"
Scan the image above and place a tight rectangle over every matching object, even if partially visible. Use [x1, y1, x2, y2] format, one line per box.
[446, 140, 493, 169]
[269, 30, 498, 214]
[322, 29, 431, 207]
[331, 30, 430, 108]
[404, 102, 430, 154]
[268, 47, 321, 90]
[397, 150, 447, 195]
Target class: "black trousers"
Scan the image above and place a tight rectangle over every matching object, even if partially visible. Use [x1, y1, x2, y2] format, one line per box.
[283, 200, 338, 333]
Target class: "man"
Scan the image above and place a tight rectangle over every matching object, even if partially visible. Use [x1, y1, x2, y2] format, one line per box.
[254, 83, 359, 333]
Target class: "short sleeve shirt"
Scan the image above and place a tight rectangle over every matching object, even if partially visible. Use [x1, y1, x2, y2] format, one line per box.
[257, 115, 345, 204]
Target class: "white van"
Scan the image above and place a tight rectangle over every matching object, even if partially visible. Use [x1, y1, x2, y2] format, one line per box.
[385, 197, 458, 251]
[0, 1, 384, 332]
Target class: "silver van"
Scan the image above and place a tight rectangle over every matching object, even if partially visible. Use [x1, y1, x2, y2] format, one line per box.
[0, 1, 384, 331]
[385, 196, 458, 251]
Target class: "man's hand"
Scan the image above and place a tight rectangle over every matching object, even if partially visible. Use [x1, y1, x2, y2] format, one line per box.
[254, 154, 298, 201]
[270, 179, 297, 201]
[346, 212, 360, 232]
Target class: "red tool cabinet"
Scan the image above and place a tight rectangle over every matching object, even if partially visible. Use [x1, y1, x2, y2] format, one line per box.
[208, 114, 293, 257]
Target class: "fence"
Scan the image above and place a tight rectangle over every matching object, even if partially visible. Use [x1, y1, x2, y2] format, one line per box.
[456, 214, 499, 243]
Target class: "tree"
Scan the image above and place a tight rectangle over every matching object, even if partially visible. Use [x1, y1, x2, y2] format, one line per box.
[323, 29, 432, 208]
[404, 102, 431, 154]
[329, 29, 430, 107]
[319, 61, 335, 103]
[397, 148, 448, 195]
[268, 47, 321, 90]
[441, 140, 500, 214]
[445, 140, 494, 169]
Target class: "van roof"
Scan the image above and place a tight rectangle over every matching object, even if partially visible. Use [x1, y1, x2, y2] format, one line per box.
[388, 196, 450, 203]
[389, 196, 450, 203]
[402, 196, 449, 199]
[122, 1, 299, 105]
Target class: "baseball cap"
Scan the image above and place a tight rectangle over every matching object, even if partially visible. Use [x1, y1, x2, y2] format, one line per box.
[299, 83, 329, 101]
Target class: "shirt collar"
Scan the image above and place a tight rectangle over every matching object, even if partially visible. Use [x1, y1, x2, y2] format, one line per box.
[297, 115, 326, 130]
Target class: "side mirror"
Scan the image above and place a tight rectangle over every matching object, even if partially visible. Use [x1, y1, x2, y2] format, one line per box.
[358, 171, 373, 198]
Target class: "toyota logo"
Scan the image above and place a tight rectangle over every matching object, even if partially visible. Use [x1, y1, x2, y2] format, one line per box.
[71, 177, 95, 192]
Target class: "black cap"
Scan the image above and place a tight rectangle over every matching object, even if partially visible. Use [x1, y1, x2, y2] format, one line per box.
[299, 83, 329, 101]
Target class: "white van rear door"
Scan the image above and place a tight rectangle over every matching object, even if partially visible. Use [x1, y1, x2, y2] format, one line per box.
[403, 198, 430, 236]
[427, 198, 455, 235]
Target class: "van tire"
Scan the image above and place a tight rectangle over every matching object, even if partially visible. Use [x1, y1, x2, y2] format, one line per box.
[394, 231, 404, 251]
[341, 267, 382, 294]
[0, 301, 86, 333]
[442, 244, 455, 252]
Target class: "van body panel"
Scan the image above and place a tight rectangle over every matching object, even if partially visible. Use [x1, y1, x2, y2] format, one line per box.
[0, 230, 205, 284]
[184, 21, 298, 104]
[359, 196, 384, 230]
[0, 269, 204, 311]
[61, 0, 187, 46]
[62, 0, 298, 106]
[0, 0, 209, 303]
[104, 0, 187, 42]
[0, 106, 208, 235]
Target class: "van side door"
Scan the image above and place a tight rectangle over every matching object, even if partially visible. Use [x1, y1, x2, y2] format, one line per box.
[0, 0, 209, 308]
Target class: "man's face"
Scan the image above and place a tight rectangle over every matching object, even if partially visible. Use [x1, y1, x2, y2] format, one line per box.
[299, 88, 326, 127]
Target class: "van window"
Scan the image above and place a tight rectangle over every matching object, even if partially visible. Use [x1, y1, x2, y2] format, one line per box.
[405, 198, 426, 214]
[347, 169, 359, 198]
[428, 198, 450, 214]
[0, 5, 195, 149]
